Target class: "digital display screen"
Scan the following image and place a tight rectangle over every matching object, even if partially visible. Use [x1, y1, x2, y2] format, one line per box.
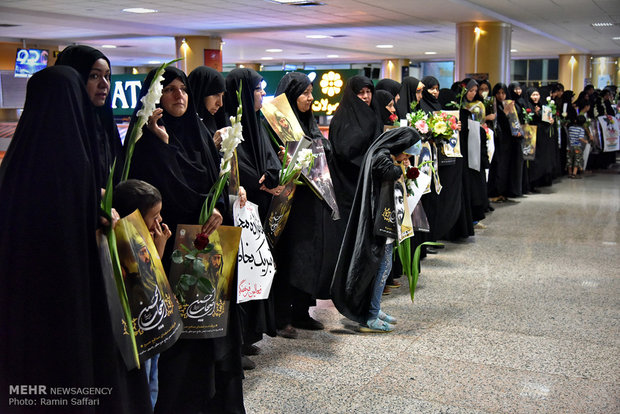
[15, 48, 49, 78]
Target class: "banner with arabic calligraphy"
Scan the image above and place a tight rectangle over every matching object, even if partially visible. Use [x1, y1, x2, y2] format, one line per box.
[598, 115, 619, 152]
[114, 210, 183, 361]
[169, 225, 241, 339]
[233, 199, 276, 303]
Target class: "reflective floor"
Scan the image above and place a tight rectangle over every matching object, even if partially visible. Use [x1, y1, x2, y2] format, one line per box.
[243, 170, 620, 414]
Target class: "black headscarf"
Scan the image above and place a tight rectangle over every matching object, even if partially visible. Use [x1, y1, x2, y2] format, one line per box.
[419, 76, 441, 114]
[55, 44, 121, 186]
[438, 88, 457, 110]
[331, 127, 421, 324]
[375, 89, 396, 125]
[492, 83, 509, 110]
[127, 66, 223, 267]
[524, 86, 540, 113]
[224, 68, 280, 206]
[274, 71, 322, 139]
[188, 66, 228, 136]
[395, 76, 421, 118]
[0, 66, 151, 412]
[376, 79, 401, 101]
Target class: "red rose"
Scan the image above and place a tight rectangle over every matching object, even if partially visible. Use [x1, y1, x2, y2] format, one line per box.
[526, 108, 532, 113]
[460, 83, 467, 88]
[406, 166, 420, 180]
[389, 113, 398, 122]
[193, 232, 210, 250]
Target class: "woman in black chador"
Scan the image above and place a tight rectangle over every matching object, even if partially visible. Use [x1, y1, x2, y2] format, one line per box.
[0, 66, 152, 414]
[272, 72, 334, 335]
[395, 76, 422, 119]
[55, 44, 122, 186]
[128, 66, 245, 413]
[524, 86, 554, 191]
[188, 65, 229, 143]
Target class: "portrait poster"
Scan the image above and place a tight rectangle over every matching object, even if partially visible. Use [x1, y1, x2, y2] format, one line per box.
[463, 101, 485, 123]
[262, 95, 340, 219]
[98, 234, 139, 370]
[405, 170, 431, 212]
[467, 119, 481, 171]
[411, 202, 430, 233]
[394, 176, 414, 243]
[114, 210, 183, 361]
[233, 199, 275, 303]
[228, 149, 240, 195]
[416, 141, 433, 194]
[485, 127, 495, 164]
[169, 225, 242, 339]
[541, 105, 554, 124]
[503, 99, 524, 137]
[438, 110, 462, 158]
[522, 124, 537, 161]
[598, 115, 619, 152]
[431, 142, 442, 194]
[589, 120, 602, 152]
[264, 182, 297, 248]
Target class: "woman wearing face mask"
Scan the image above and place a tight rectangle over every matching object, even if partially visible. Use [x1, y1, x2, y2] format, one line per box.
[55, 44, 122, 187]
[128, 67, 245, 413]
[525, 86, 554, 190]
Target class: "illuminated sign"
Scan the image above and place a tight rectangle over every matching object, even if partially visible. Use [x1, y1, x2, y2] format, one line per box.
[110, 74, 146, 117]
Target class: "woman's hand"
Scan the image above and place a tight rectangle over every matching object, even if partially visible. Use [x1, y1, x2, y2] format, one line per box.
[238, 186, 247, 208]
[151, 221, 172, 258]
[278, 145, 286, 163]
[213, 128, 227, 150]
[456, 121, 462, 131]
[99, 208, 120, 230]
[201, 208, 223, 236]
[147, 108, 169, 144]
[259, 175, 283, 196]
[485, 113, 496, 121]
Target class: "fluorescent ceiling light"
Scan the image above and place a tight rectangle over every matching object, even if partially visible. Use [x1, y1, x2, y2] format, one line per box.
[613, 37, 620, 40]
[101, 45, 116, 49]
[376, 44, 394, 48]
[122, 8, 158, 13]
[424, 51, 437, 55]
[327, 54, 339, 58]
[306, 35, 331, 39]
[266, 48, 283, 52]
[266, 0, 324, 4]
[261, 56, 274, 60]
[591, 22, 613, 27]
[148, 60, 161, 64]
[510, 49, 518, 52]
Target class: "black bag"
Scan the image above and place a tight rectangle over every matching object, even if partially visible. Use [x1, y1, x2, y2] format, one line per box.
[373, 180, 398, 238]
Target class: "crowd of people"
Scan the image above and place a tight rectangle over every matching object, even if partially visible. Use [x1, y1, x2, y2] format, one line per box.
[0, 44, 617, 413]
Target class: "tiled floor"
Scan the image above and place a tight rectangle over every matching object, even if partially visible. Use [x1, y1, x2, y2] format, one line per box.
[243, 171, 620, 414]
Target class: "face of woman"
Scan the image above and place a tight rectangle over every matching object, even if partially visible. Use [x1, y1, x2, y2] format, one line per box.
[205, 92, 224, 115]
[386, 99, 396, 114]
[254, 85, 266, 111]
[296, 84, 314, 113]
[479, 83, 490, 98]
[86, 58, 111, 107]
[428, 85, 439, 99]
[416, 90, 423, 101]
[530, 91, 540, 103]
[495, 89, 506, 102]
[466, 86, 478, 102]
[357, 87, 372, 106]
[514, 86, 522, 96]
[160, 78, 188, 117]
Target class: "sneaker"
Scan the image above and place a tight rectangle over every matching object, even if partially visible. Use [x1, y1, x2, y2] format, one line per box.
[359, 318, 393, 333]
[378, 310, 397, 324]
[276, 324, 298, 339]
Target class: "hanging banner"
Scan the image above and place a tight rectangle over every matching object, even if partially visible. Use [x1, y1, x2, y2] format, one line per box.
[114, 210, 183, 361]
[233, 199, 275, 303]
[468, 118, 481, 171]
[598, 115, 619, 152]
[169, 225, 241, 339]
[522, 124, 538, 161]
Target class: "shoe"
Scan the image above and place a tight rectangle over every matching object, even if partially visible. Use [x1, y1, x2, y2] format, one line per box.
[574, 174, 583, 179]
[242, 356, 256, 370]
[292, 316, 324, 331]
[242, 344, 260, 356]
[359, 318, 393, 333]
[386, 280, 401, 288]
[474, 222, 487, 229]
[382, 286, 392, 295]
[378, 310, 397, 324]
[276, 324, 298, 339]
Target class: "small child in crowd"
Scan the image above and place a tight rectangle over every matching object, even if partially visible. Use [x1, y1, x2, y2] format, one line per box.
[566, 115, 591, 179]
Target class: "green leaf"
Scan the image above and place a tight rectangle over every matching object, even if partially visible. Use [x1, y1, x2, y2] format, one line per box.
[171, 249, 184, 264]
[180, 273, 197, 286]
[185, 254, 196, 261]
[197, 277, 213, 294]
[193, 259, 205, 273]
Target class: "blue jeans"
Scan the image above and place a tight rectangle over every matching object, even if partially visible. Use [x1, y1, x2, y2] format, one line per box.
[368, 242, 393, 320]
[143, 354, 159, 409]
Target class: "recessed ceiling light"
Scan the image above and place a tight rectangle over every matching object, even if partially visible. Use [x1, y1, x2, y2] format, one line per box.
[261, 56, 274, 60]
[306, 35, 331, 39]
[510, 49, 518, 52]
[424, 51, 437, 55]
[266, 48, 283, 52]
[376, 44, 394, 49]
[327, 54, 339, 58]
[101, 45, 116, 49]
[613, 37, 620, 40]
[591, 22, 613, 27]
[266, 0, 324, 5]
[148, 60, 161, 64]
[122, 8, 158, 13]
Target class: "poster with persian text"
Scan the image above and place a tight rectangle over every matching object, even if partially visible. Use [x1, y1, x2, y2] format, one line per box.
[233, 199, 275, 303]
[598, 115, 619, 152]
[169, 225, 241, 339]
[115, 210, 182, 361]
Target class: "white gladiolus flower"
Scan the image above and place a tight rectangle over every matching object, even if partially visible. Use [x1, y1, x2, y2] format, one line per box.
[296, 148, 317, 172]
[546, 96, 551, 102]
[136, 73, 164, 119]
